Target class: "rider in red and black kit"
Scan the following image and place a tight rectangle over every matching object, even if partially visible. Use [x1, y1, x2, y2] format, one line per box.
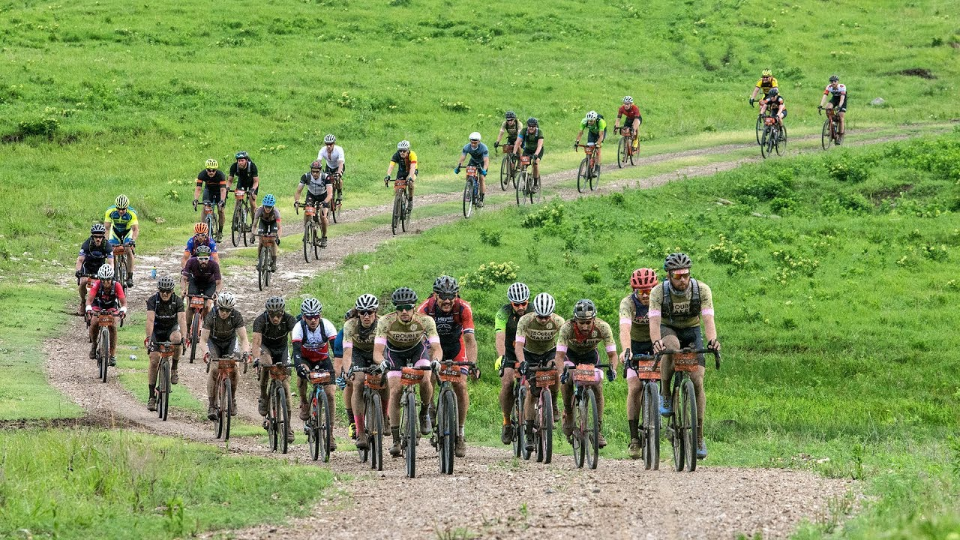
[85, 264, 127, 365]
[292, 297, 339, 450]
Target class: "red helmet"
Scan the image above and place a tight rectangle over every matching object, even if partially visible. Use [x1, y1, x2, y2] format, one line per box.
[630, 268, 659, 289]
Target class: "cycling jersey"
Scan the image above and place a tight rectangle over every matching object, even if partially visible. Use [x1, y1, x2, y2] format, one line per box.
[390, 150, 418, 178]
[763, 95, 786, 113]
[343, 317, 378, 354]
[79, 237, 113, 274]
[417, 297, 475, 361]
[494, 303, 527, 362]
[89, 279, 125, 309]
[104, 206, 139, 235]
[461, 142, 489, 166]
[518, 128, 544, 155]
[228, 161, 259, 190]
[617, 104, 642, 121]
[184, 235, 218, 256]
[181, 257, 222, 286]
[203, 308, 245, 344]
[501, 120, 521, 142]
[317, 145, 345, 170]
[253, 311, 297, 353]
[253, 207, 281, 233]
[374, 312, 440, 351]
[299, 171, 331, 198]
[648, 279, 714, 329]
[755, 77, 779, 95]
[147, 292, 184, 334]
[619, 293, 652, 343]
[515, 313, 564, 355]
[557, 319, 616, 357]
[824, 84, 848, 110]
[196, 169, 227, 191]
[292, 318, 337, 365]
[580, 116, 607, 135]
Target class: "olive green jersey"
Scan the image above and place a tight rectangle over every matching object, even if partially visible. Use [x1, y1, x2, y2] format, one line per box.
[374, 312, 439, 350]
[342, 317, 378, 353]
[619, 294, 652, 343]
[648, 279, 714, 329]
[557, 319, 616, 356]
[515, 312, 564, 354]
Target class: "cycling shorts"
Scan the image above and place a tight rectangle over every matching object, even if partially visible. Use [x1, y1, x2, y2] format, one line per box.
[202, 186, 225, 205]
[587, 130, 607, 144]
[108, 229, 133, 246]
[385, 342, 430, 379]
[660, 325, 705, 367]
[830, 96, 847, 112]
[188, 281, 217, 298]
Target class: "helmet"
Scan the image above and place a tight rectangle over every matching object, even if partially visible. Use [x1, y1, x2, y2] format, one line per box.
[90, 223, 107, 235]
[216, 292, 236, 310]
[301, 297, 322, 317]
[158, 276, 176, 292]
[433, 275, 459, 296]
[664, 252, 693, 271]
[195, 245, 212, 258]
[829, 74, 839, 82]
[532, 293, 555, 317]
[623, 96, 634, 105]
[630, 268, 659, 289]
[355, 293, 379, 311]
[97, 264, 115, 280]
[265, 296, 285, 312]
[391, 287, 418, 305]
[115, 194, 129, 209]
[235, 151, 249, 160]
[762, 69, 772, 77]
[767, 87, 779, 97]
[262, 194, 276, 207]
[507, 282, 530, 303]
[310, 160, 322, 171]
[324, 134, 336, 144]
[468, 132, 481, 142]
[194, 222, 209, 235]
[397, 140, 411, 151]
[586, 111, 598, 121]
[527, 117, 538, 127]
[573, 299, 597, 320]
[505, 110, 517, 120]
[205, 158, 219, 170]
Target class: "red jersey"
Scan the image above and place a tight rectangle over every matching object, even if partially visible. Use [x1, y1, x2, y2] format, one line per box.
[618, 104, 641, 119]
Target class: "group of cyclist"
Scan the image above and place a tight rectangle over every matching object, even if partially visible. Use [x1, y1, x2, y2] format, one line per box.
[750, 70, 848, 143]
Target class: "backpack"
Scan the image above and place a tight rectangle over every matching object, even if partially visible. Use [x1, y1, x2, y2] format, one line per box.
[661, 279, 701, 324]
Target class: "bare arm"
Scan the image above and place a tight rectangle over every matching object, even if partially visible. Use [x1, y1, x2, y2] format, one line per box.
[251, 332, 263, 359]
[495, 331, 506, 357]
[648, 315, 662, 344]
[146, 311, 156, 341]
[464, 333, 478, 364]
[237, 327, 250, 353]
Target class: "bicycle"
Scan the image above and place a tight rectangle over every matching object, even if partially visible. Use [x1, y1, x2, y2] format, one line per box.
[626, 350, 661, 470]
[564, 361, 610, 469]
[295, 202, 322, 263]
[328, 172, 343, 224]
[151, 340, 179, 421]
[206, 352, 247, 440]
[819, 106, 843, 149]
[350, 365, 387, 471]
[255, 232, 277, 291]
[431, 360, 476, 474]
[508, 363, 528, 459]
[462, 165, 481, 219]
[256, 360, 293, 455]
[111, 244, 132, 289]
[522, 361, 558, 464]
[759, 114, 787, 159]
[304, 366, 336, 462]
[89, 308, 123, 383]
[616, 126, 638, 168]
[515, 155, 541, 206]
[397, 364, 432, 478]
[575, 144, 601, 193]
[194, 199, 221, 243]
[654, 347, 721, 472]
[184, 293, 212, 363]
[496, 144, 519, 191]
[387, 177, 412, 236]
[229, 188, 253, 247]
[751, 99, 764, 145]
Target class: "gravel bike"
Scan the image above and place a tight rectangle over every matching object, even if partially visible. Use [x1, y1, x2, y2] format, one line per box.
[523, 361, 558, 464]
[112, 244, 133, 289]
[398, 365, 432, 478]
[462, 165, 481, 219]
[819, 106, 843, 149]
[387, 177, 412, 236]
[151, 340, 178, 421]
[184, 293, 212, 363]
[304, 367, 335, 462]
[255, 232, 277, 291]
[328, 172, 343, 224]
[351, 365, 387, 471]
[654, 347, 721, 472]
[626, 349, 661, 470]
[515, 155, 541, 206]
[295, 201, 323, 263]
[496, 144, 519, 190]
[507, 362, 527, 459]
[565, 361, 610, 469]
[759, 114, 787, 159]
[229, 188, 253, 247]
[575, 143, 601, 193]
[195, 199, 221, 243]
[431, 360, 476, 474]
[90, 308, 123, 383]
[255, 360, 293, 455]
[616, 126, 638, 168]
[207, 352, 248, 441]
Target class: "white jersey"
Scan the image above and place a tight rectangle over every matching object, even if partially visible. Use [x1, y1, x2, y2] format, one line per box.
[317, 145, 345, 170]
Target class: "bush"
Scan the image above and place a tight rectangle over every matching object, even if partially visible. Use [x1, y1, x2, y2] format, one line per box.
[520, 201, 565, 228]
[461, 261, 518, 290]
[738, 169, 795, 201]
[827, 158, 869, 183]
[17, 117, 60, 139]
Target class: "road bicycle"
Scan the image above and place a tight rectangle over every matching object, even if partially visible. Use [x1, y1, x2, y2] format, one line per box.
[626, 350, 661, 470]
[759, 114, 787, 159]
[515, 155, 541, 206]
[616, 126, 639, 168]
[184, 293, 212, 363]
[462, 166, 481, 219]
[496, 144, 519, 191]
[564, 361, 610, 469]
[350, 365, 387, 471]
[255, 232, 278, 291]
[328, 172, 343, 224]
[387, 177, 412, 236]
[304, 366, 336, 462]
[575, 143, 601, 193]
[111, 243, 133, 289]
[819, 106, 843, 149]
[255, 360, 293, 455]
[431, 360, 476, 474]
[397, 365, 432, 478]
[89, 308, 123, 383]
[295, 201, 323, 263]
[229, 188, 253, 247]
[521, 361, 558, 464]
[151, 340, 179, 421]
[207, 352, 247, 441]
[654, 347, 721, 472]
[195, 199, 222, 243]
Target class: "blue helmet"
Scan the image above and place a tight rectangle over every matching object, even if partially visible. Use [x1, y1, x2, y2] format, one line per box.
[262, 194, 276, 207]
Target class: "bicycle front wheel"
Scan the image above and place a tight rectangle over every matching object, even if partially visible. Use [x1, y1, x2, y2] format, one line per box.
[404, 391, 418, 478]
[312, 223, 320, 261]
[577, 159, 588, 193]
[617, 137, 627, 169]
[319, 389, 333, 463]
[500, 155, 511, 191]
[777, 124, 787, 155]
[269, 387, 280, 451]
[218, 379, 232, 440]
[439, 389, 457, 474]
[189, 313, 200, 363]
[391, 192, 402, 235]
[822, 119, 831, 150]
[670, 384, 684, 472]
[642, 382, 660, 470]
[401, 196, 410, 232]
[98, 327, 110, 383]
[257, 248, 267, 291]
[512, 384, 525, 459]
[308, 390, 320, 461]
[240, 206, 250, 247]
[303, 222, 313, 263]
[158, 360, 170, 421]
[278, 387, 290, 455]
[590, 160, 600, 191]
[463, 180, 474, 218]
[755, 115, 763, 145]
[681, 378, 698, 472]
[584, 387, 600, 469]
[539, 388, 553, 465]
[231, 208, 241, 247]
[516, 171, 526, 206]
[760, 126, 771, 159]
[370, 392, 384, 471]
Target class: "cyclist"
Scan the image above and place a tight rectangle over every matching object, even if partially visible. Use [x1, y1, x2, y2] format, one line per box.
[252, 194, 282, 272]
[556, 299, 617, 448]
[104, 194, 139, 288]
[512, 118, 545, 191]
[85, 264, 128, 365]
[494, 111, 521, 153]
[252, 296, 298, 444]
[317, 134, 345, 177]
[614, 96, 643, 151]
[373, 287, 442, 458]
[75, 224, 113, 315]
[294, 161, 332, 248]
[618, 268, 659, 458]
[343, 293, 383, 451]
[494, 282, 530, 445]
[454, 132, 489, 207]
[385, 140, 418, 211]
[514, 292, 564, 452]
[649, 252, 721, 460]
[292, 297, 339, 450]
[819, 75, 847, 143]
[201, 292, 251, 421]
[226, 151, 260, 219]
[194, 159, 227, 239]
[574, 111, 606, 166]
[145, 276, 186, 411]
[180, 222, 220, 269]
[759, 87, 787, 133]
[749, 69, 779, 105]
[180, 244, 222, 317]
[417, 276, 477, 458]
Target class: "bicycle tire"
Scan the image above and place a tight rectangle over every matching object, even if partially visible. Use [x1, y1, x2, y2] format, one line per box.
[241, 206, 250, 247]
[526, 174, 535, 204]
[257, 248, 267, 291]
[439, 389, 457, 474]
[577, 159, 588, 193]
[98, 326, 109, 383]
[540, 388, 553, 465]
[822, 119, 831, 151]
[584, 387, 600, 469]
[642, 382, 660, 470]
[358, 395, 370, 464]
[760, 126, 771, 159]
[520, 386, 532, 461]
[391, 192, 402, 235]
[755, 115, 763, 145]
[571, 392, 584, 468]
[463, 179, 474, 218]
[312, 223, 320, 260]
[629, 135, 636, 166]
[500, 155, 511, 191]
[308, 388, 321, 460]
[159, 359, 170, 421]
[219, 378, 233, 440]
[590, 159, 600, 191]
[401, 195, 410, 232]
[331, 187, 341, 224]
[516, 171, 526, 206]
[404, 391, 417, 478]
[205, 213, 216, 243]
[511, 384, 524, 458]
[231, 207, 241, 247]
[370, 392, 384, 471]
[681, 379, 698, 472]
[303, 222, 313, 263]
[265, 253, 272, 287]
[670, 383, 684, 472]
[189, 313, 200, 363]
[319, 388, 332, 463]
[617, 137, 627, 169]
[777, 124, 788, 155]
[268, 385, 279, 451]
[278, 386, 290, 455]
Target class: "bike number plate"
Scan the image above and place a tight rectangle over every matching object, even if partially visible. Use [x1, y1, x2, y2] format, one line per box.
[520, 155, 531, 166]
[190, 297, 205, 309]
[466, 166, 477, 177]
[394, 179, 407, 189]
[305, 205, 316, 217]
[573, 364, 600, 385]
[365, 372, 386, 390]
[235, 189, 245, 199]
[535, 369, 557, 388]
[634, 360, 661, 380]
[672, 352, 700, 372]
[438, 366, 463, 383]
[308, 371, 329, 384]
[98, 314, 115, 327]
[400, 366, 424, 386]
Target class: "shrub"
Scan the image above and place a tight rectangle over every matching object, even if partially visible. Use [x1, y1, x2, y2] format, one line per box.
[520, 201, 564, 228]
[17, 117, 60, 139]
[461, 261, 519, 290]
[707, 234, 749, 271]
[738, 169, 795, 201]
[827, 158, 869, 183]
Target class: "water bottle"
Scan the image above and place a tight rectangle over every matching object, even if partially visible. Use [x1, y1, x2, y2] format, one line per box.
[151, 267, 157, 279]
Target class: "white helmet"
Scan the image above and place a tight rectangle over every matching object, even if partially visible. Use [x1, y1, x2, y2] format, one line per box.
[115, 194, 129, 209]
[397, 140, 410, 150]
[323, 134, 336, 144]
[216, 292, 236, 309]
[507, 282, 530, 303]
[532, 293, 556, 317]
[586, 111, 598, 121]
[355, 293, 379, 311]
[623, 96, 633, 105]
[468, 132, 481, 142]
[301, 297, 322, 317]
[97, 264, 115, 280]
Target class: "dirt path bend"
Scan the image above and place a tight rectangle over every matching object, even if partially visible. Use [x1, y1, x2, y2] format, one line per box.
[42, 132, 907, 538]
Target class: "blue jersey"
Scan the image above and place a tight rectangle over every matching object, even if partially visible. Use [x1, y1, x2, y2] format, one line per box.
[333, 328, 345, 358]
[461, 142, 489, 163]
[185, 235, 218, 254]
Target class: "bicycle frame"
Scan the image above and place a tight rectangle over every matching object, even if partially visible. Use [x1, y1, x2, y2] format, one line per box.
[566, 361, 608, 469]
[523, 361, 557, 464]
[398, 364, 431, 478]
[433, 360, 475, 474]
[153, 341, 178, 421]
[307, 368, 334, 461]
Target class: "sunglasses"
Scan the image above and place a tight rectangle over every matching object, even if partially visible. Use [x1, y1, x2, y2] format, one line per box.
[438, 293, 456, 300]
[358, 310, 376, 316]
[303, 314, 320, 321]
[218, 308, 232, 314]
[670, 272, 690, 279]
[535, 314, 551, 321]
[206, 168, 217, 172]
[311, 169, 321, 173]
[395, 304, 414, 312]
[325, 143, 334, 147]
[197, 257, 210, 262]
[398, 150, 409, 154]
[512, 301, 528, 308]
[268, 310, 284, 317]
[159, 289, 174, 294]
[637, 289, 652, 295]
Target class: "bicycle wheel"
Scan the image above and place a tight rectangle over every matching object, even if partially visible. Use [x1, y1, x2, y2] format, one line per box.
[629, 135, 636, 166]
[583, 387, 600, 469]
[670, 384, 684, 472]
[302, 222, 313, 263]
[158, 360, 170, 421]
[516, 171, 526, 206]
[319, 389, 333, 463]
[777, 124, 787, 155]
[822, 119, 832, 151]
[219, 379, 233, 440]
[189, 313, 200, 363]
[231, 208, 241, 247]
[268, 388, 279, 451]
[401, 196, 410, 232]
[755, 115, 763, 145]
[760, 126, 771, 159]
[312, 223, 320, 260]
[571, 393, 584, 468]
[278, 387, 290, 455]
[681, 379, 698, 472]
[205, 213, 216, 242]
[370, 393, 384, 471]
[539, 388, 553, 465]
[404, 391, 417, 478]
[642, 382, 660, 470]
[308, 388, 321, 461]
[265, 253, 272, 287]
[391, 192, 401, 235]
[257, 248, 267, 291]
[590, 160, 600, 191]
[500, 155, 511, 190]
[439, 389, 457, 474]
[331, 187, 341, 224]
[617, 137, 627, 169]
[526, 174, 535, 204]
[98, 326, 109, 383]
[577, 159, 588, 193]
[511, 384, 525, 458]
[241, 206, 250, 247]
[462, 180, 474, 218]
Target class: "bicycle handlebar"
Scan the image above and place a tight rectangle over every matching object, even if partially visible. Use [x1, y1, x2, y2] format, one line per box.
[653, 348, 722, 370]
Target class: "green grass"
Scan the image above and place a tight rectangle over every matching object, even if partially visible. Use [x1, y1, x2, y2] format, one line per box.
[0, 428, 334, 539]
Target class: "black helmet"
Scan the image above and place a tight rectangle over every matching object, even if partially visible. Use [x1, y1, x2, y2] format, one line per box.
[235, 151, 249, 160]
[433, 275, 459, 296]
[829, 74, 839, 82]
[391, 287, 418, 305]
[664, 252, 692, 271]
[573, 299, 597, 320]
[505, 111, 517, 120]
[767, 87, 779, 97]
[527, 117, 538, 127]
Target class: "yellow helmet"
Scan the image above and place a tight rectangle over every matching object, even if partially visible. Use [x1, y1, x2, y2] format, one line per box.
[761, 69, 772, 77]
[205, 158, 219, 170]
